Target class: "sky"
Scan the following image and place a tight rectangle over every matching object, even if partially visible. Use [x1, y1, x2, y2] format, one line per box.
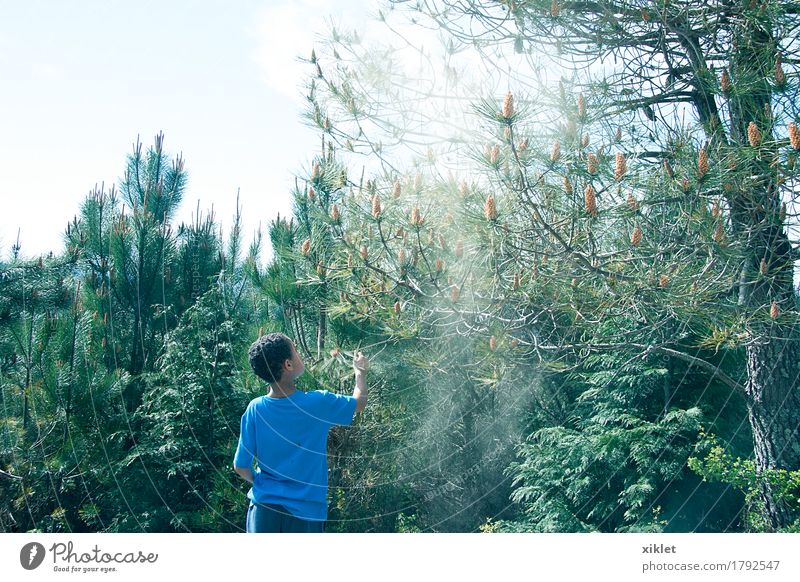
[4, 1, 796, 285]
[0, 0, 376, 262]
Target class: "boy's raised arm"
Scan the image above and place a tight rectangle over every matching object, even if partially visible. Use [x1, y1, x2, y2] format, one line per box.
[352, 351, 369, 414]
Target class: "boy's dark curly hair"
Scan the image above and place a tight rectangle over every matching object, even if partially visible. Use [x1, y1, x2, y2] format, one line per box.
[248, 333, 293, 383]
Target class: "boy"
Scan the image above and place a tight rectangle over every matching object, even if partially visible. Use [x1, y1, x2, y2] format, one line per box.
[233, 332, 369, 533]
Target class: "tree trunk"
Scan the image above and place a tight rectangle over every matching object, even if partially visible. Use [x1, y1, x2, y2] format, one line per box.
[694, 14, 800, 530]
[745, 333, 800, 530]
[733, 177, 800, 530]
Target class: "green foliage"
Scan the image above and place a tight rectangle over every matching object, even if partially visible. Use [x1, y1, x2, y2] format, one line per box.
[112, 278, 250, 531]
[496, 352, 703, 532]
[395, 512, 422, 532]
[0, 134, 250, 533]
[689, 432, 800, 532]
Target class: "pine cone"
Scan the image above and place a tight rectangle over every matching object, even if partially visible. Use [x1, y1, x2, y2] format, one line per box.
[392, 180, 402, 199]
[301, 239, 311, 255]
[747, 122, 762, 147]
[631, 224, 642, 246]
[720, 69, 732, 93]
[627, 192, 639, 212]
[550, 141, 561, 162]
[615, 152, 627, 181]
[789, 122, 800, 150]
[489, 144, 500, 165]
[713, 222, 724, 242]
[371, 194, 382, 219]
[577, 94, 586, 118]
[770, 300, 779, 319]
[698, 147, 709, 178]
[775, 54, 786, 86]
[502, 92, 514, 118]
[584, 184, 597, 216]
[563, 176, 573, 196]
[485, 195, 498, 221]
[587, 153, 599, 175]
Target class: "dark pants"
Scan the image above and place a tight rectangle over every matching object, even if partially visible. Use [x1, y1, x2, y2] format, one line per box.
[246, 501, 325, 533]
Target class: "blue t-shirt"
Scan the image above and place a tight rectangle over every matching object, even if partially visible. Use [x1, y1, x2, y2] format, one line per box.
[233, 389, 358, 522]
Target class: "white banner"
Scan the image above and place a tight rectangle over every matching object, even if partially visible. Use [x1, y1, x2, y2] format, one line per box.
[2, 533, 798, 581]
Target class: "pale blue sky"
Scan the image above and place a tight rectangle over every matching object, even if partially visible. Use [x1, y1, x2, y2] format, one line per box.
[0, 0, 374, 261]
[10, 2, 791, 292]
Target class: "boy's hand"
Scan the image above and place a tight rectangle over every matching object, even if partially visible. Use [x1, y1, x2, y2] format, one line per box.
[353, 351, 370, 375]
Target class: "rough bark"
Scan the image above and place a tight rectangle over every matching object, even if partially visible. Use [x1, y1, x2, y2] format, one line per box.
[745, 336, 800, 529]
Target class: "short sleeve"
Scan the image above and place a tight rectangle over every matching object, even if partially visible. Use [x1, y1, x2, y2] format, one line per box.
[233, 404, 256, 468]
[314, 390, 358, 426]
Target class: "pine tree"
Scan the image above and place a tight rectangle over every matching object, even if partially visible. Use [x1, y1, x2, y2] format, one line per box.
[1, 134, 244, 532]
[113, 133, 186, 381]
[301, 0, 800, 529]
[125, 283, 247, 532]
